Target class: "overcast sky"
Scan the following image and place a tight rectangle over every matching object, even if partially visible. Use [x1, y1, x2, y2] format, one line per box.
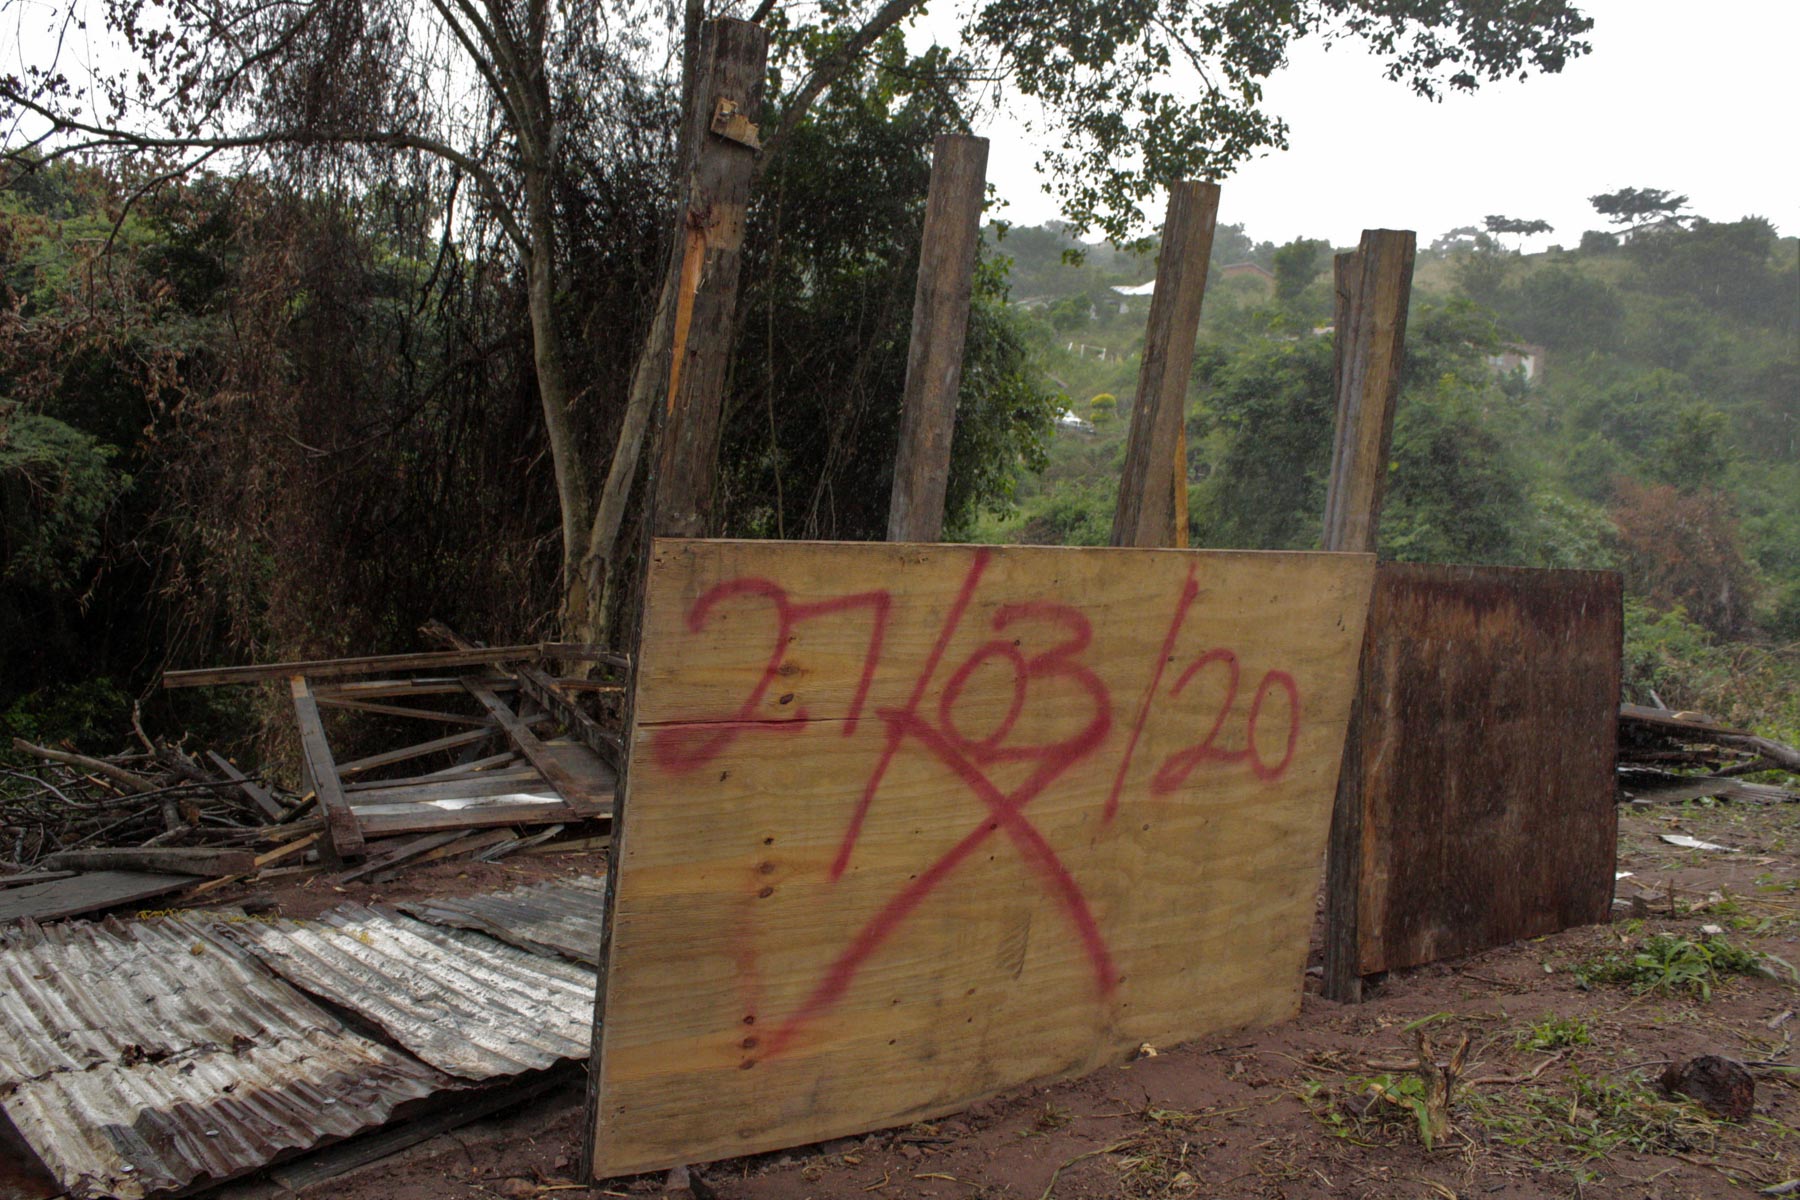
[960, 0, 1798, 252]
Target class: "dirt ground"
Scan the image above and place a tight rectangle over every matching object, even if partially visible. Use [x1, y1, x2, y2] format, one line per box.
[223, 796, 1800, 1200]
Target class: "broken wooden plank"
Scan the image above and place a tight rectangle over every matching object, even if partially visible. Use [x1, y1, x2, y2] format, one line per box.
[463, 681, 603, 804]
[0, 871, 75, 890]
[514, 664, 625, 766]
[40, 847, 257, 877]
[313, 676, 520, 699]
[290, 675, 364, 861]
[334, 831, 473, 884]
[336, 727, 501, 778]
[345, 766, 542, 795]
[353, 801, 590, 838]
[0, 871, 199, 925]
[311, 697, 495, 726]
[204, 750, 287, 822]
[162, 643, 617, 688]
[360, 828, 518, 878]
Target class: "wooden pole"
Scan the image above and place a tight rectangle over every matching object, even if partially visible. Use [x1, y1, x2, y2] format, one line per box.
[886, 134, 991, 543]
[1110, 181, 1220, 547]
[1320, 231, 1415, 555]
[1320, 228, 1415, 1004]
[652, 18, 769, 538]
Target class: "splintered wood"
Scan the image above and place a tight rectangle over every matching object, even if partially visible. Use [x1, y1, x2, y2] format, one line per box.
[589, 540, 1375, 1176]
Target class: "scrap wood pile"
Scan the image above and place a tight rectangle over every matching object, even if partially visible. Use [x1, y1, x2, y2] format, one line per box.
[1618, 702, 1800, 805]
[2, 625, 627, 925]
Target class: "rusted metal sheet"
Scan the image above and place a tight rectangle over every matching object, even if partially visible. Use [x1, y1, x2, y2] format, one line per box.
[6, 1029, 442, 1199]
[399, 875, 608, 964]
[0, 915, 446, 1199]
[1354, 563, 1622, 974]
[224, 905, 596, 1079]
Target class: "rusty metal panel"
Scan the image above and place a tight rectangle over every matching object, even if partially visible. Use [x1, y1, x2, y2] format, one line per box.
[5, 1029, 442, 1199]
[0, 916, 335, 1080]
[0, 915, 446, 1199]
[399, 876, 608, 964]
[224, 905, 596, 1079]
[1355, 563, 1621, 974]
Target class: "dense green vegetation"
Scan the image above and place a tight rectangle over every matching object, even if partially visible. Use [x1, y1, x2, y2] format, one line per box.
[979, 205, 1799, 737]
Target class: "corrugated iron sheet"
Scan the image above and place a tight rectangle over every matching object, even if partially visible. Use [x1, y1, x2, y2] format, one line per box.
[399, 875, 608, 964]
[223, 905, 596, 1080]
[0, 915, 446, 1200]
[0, 915, 333, 1081]
[5, 1029, 442, 1199]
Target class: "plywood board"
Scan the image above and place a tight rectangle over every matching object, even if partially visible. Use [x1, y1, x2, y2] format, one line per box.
[589, 539, 1375, 1176]
[1353, 563, 1621, 974]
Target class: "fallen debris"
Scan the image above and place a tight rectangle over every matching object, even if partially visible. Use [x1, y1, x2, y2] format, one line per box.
[1660, 1054, 1755, 1121]
[0, 869, 198, 924]
[1659, 833, 1740, 852]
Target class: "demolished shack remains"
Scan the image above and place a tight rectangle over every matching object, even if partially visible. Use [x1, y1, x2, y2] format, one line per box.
[586, 538, 1375, 1177]
[161, 643, 626, 862]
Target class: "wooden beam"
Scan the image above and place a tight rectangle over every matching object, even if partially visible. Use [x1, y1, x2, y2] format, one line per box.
[1320, 231, 1415, 555]
[164, 643, 617, 688]
[335, 727, 500, 778]
[1319, 229, 1416, 1005]
[41, 847, 257, 877]
[1111, 181, 1220, 547]
[886, 133, 991, 543]
[463, 680, 604, 805]
[652, 18, 769, 537]
[514, 664, 625, 768]
[312, 697, 493, 726]
[290, 675, 364, 861]
[204, 750, 287, 822]
[312, 677, 519, 699]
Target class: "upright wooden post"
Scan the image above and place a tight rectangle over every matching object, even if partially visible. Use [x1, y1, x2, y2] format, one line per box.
[1111, 181, 1220, 547]
[652, 18, 769, 537]
[1320, 231, 1415, 555]
[1320, 229, 1416, 1004]
[886, 134, 990, 543]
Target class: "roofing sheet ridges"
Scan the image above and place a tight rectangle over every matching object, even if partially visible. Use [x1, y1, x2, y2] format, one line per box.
[398, 874, 608, 964]
[6, 1029, 442, 1199]
[0, 915, 336, 1082]
[220, 904, 596, 1080]
[0, 914, 447, 1200]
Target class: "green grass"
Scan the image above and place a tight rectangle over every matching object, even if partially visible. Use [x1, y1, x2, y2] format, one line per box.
[1576, 933, 1793, 1000]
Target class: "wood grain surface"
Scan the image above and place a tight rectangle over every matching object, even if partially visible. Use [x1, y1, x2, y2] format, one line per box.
[589, 539, 1374, 1177]
[1351, 563, 1622, 974]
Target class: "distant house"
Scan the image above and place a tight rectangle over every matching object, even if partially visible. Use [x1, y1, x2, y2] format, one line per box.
[1219, 262, 1275, 284]
[1486, 343, 1547, 382]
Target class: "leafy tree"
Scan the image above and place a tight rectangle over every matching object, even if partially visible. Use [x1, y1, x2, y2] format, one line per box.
[1483, 214, 1552, 251]
[1505, 265, 1624, 351]
[1272, 237, 1331, 305]
[1610, 479, 1757, 636]
[1589, 186, 1690, 233]
[3, 0, 1596, 642]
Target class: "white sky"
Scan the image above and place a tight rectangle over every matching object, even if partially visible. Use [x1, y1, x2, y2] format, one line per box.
[957, 0, 1800, 252]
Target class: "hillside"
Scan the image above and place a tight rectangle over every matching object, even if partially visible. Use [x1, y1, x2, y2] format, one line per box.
[978, 208, 1800, 734]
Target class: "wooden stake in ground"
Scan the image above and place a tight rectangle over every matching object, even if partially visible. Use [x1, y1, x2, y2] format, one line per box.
[652, 18, 770, 538]
[1110, 181, 1220, 548]
[1319, 229, 1416, 1004]
[886, 133, 991, 543]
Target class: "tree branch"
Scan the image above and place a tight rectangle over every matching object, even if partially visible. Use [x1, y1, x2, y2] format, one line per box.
[0, 89, 529, 252]
[757, 0, 925, 170]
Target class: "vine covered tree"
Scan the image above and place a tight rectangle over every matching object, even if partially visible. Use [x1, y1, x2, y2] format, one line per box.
[2, 0, 1597, 644]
